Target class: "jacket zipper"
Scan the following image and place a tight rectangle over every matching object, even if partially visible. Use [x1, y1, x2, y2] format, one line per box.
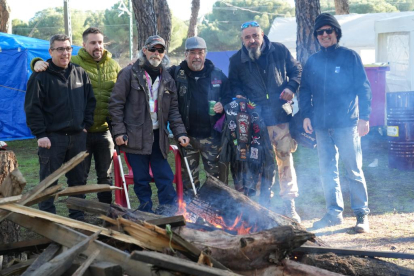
[323, 48, 327, 128]
[254, 63, 270, 100]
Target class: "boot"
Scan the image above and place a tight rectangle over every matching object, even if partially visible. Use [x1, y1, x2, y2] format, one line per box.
[355, 215, 370, 233]
[283, 199, 301, 223]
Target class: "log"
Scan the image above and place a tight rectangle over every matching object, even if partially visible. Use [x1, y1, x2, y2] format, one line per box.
[30, 231, 101, 276]
[0, 168, 26, 198]
[175, 225, 315, 271]
[21, 243, 61, 276]
[0, 150, 17, 185]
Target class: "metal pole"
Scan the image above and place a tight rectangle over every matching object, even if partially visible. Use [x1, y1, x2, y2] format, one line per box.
[63, 0, 72, 42]
[129, 0, 133, 60]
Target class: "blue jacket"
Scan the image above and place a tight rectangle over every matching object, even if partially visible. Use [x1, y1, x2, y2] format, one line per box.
[299, 44, 372, 129]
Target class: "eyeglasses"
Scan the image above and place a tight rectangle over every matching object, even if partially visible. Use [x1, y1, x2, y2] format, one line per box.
[241, 21, 260, 30]
[147, 47, 165, 53]
[51, 46, 73, 53]
[316, 28, 334, 36]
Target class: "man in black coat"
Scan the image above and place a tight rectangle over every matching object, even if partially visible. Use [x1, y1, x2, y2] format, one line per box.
[228, 21, 302, 222]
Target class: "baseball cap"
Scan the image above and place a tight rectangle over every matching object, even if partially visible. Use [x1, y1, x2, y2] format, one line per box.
[185, 37, 207, 50]
[145, 35, 166, 48]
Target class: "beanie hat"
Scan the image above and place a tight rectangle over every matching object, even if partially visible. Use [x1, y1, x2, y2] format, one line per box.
[313, 13, 342, 42]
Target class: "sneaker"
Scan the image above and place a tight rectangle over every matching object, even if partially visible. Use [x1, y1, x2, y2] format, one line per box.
[283, 199, 301, 223]
[355, 215, 370, 233]
[312, 213, 343, 229]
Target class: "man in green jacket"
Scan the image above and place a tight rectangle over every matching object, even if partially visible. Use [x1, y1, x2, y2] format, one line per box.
[32, 27, 121, 204]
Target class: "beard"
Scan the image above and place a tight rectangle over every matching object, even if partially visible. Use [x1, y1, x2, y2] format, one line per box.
[248, 46, 261, 61]
[190, 61, 203, 71]
[148, 57, 162, 67]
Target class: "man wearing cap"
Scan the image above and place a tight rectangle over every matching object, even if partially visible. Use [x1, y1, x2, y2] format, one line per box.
[299, 13, 371, 233]
[228, 21, 302, 222]
[31, 27, 121, 205]
[168, 37, 231, 195]
[109, 35, 189, 214]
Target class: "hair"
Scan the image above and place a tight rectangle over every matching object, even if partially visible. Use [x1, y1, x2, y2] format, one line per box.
[82, 27, 104, 42]
[49, 34, 71, 48]
[240, 26, 263, 38]
[137, 48, 170, 67]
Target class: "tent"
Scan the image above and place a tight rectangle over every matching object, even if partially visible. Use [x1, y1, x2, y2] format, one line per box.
[268, 12, 414, 64]
[0, 33, 80, 141]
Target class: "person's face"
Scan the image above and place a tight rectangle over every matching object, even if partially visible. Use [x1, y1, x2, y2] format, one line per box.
[49, 40, 72, 68]
[83, 33, 104, 61]
[143, 44, 165, 67]
[185, 49, 206, 71]
[241, 27, 264, 50]
[316, 25, 338, 48]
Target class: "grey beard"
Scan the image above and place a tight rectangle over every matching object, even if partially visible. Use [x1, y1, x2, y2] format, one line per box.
[248, 47, 261, 61]
[149, 58, 162, 67]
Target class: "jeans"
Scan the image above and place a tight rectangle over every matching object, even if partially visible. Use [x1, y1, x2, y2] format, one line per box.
[38, 131, 87, 220]
[126, 130, 176, 212]
[84, 130, 114, 204]
[315, 127, 370, 217]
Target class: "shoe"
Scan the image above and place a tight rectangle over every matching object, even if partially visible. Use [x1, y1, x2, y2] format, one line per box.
[355, 215, 370, 233]
[283, 199, 301, 223]
[312, 213, 343, 229]
[154, 204, 178, 216]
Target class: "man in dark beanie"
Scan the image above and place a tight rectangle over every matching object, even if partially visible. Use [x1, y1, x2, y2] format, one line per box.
[109, 35, 190, 214]
[299, 13, 372, 233]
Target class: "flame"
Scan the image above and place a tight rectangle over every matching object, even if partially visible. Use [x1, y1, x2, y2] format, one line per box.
[176, 199, 196, 223]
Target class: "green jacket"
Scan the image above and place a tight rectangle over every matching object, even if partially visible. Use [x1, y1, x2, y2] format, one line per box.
[31, 48, 121, 132]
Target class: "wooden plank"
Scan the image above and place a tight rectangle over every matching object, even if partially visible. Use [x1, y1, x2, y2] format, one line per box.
[26, 184, 64, 206]
[0, 195, 22, 205]
[0, 203, 150, 249]
[294, 245, 414, 260]
[0, 237, 51, 255]
[0, 258, 35, 276]
[130, 251, 241, 276]
[146, 215, 186, 228]
[56, 184, 121, 197]
[66, 197, 111, 216]
[71, 249, 100, 276]
[7, 212, 174, 276]
[21, 243, 61, 276]
[31, 231, 100, 276]
[0, 151, 89, 222]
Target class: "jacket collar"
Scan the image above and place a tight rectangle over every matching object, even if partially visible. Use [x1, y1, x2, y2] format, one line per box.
[132, 60, 175, 90]
[320, 43, 340, 54]
[240, 34, 273, 63]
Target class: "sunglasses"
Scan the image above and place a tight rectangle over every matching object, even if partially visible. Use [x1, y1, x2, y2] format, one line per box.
[147, 47, 165, 53]
[51, 46, 73, 53]
[241, 21, 260, 30]
[316, 28, 334, 36]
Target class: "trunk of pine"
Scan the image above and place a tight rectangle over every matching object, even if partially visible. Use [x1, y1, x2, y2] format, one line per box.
[0, 0, 11, 34]
[295, 0, 321, 66]
[133, 0, 172, 51]
[155, 0, 172, 50]
[334, 0, 349, 15]
[187, 0, 200, 38]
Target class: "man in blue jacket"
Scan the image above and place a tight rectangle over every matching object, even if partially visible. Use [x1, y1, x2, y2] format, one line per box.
[228, 21, 302, 222]
[299, 13, 372, 233]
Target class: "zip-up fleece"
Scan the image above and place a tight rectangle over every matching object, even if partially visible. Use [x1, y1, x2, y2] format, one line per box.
[299, 44, 372, 129]
[25, 60, 96, 139]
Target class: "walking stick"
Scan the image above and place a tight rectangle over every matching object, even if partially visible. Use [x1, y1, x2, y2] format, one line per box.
[179, 146, 197, 197]
[107, 118, 131, 209]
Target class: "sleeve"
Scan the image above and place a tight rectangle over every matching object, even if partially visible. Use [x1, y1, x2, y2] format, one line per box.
[30, 57, 44, 72]
[284, 45, 302, 93]
[24, 74, 47, 139]
[352, 53, 372, 120]
[219, 72, 232, 106]
[108, 67, 131, 137]
[83, 71, 96, 129]
[228, 55, 245, 98]
[167, 81, 187, 138]
[298, 59, 313, 120]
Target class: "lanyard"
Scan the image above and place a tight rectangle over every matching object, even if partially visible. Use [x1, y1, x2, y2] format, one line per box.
[144, 71, 162, 99]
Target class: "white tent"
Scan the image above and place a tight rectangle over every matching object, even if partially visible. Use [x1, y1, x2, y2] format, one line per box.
[375, 13, 414, 92]
[268, 12, 414, 64]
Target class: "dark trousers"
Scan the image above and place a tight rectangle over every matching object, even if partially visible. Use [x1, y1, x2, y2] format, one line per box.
[126, 130, 176, 213]
[38, 131, 87, 220]
[84, 130, 114, 204]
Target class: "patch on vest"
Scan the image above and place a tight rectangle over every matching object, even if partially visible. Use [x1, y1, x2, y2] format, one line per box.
[177, 69, 186, 79]
[179, 86, 187, 96]
[211, 78, 222, 87]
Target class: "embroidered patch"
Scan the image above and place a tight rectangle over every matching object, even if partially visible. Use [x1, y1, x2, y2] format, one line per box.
[211, 78, 222, 85]
[250, 147, 259, 159]
[228, 120, 237, 131]
[230, 101, 238, 109]
[177, 70, 186, 79]
[179, 86, 187, 96]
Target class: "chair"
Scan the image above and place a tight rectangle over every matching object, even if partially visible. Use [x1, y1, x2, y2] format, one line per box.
[113, 145, 183, 208]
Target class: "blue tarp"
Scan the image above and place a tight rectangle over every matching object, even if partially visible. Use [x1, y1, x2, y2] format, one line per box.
[206, 50, 237, 76]
[0, 33, 80, 141]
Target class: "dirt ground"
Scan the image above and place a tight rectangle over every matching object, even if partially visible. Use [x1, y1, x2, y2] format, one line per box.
[282, 127, 414, 270]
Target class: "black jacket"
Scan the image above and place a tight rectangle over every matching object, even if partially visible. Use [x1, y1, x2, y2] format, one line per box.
[168, 59, 231, 138]
[228, 35, 302, 126]
[25, 60, 96, 139]
[299, 44, 372, 129]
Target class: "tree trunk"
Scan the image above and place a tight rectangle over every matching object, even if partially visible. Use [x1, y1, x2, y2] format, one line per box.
[295, 0, 321, 66]
[187, 0, 200, 38]
[0, 0, 11, 33]
[133, 0, 172, 51]
[334, 0, 349, 15]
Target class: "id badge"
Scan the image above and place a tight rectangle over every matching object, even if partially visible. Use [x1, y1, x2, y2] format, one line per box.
[149, 99, 155, 112]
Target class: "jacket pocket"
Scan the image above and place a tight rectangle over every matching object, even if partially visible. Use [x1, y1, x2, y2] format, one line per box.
[126, 123, 143, 150]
